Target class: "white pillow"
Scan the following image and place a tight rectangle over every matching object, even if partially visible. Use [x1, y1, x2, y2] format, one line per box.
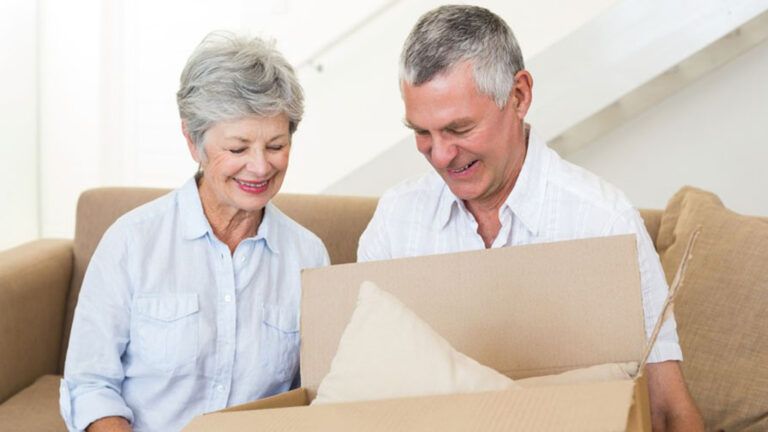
[312, 281, 519, 405]
[517, 362, 638, 388]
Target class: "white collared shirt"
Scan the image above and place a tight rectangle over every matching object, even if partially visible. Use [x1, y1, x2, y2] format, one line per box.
[60, 178, 329, 431]
[358, 129, 681, 364]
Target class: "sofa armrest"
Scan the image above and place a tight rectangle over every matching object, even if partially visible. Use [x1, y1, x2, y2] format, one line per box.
[0, 239, 73, 404]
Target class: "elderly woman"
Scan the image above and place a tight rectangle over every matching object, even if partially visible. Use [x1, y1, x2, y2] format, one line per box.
[59, 33, 329, 432]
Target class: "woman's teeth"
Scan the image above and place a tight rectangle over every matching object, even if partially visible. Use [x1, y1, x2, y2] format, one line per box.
[236, 179, 268, 187]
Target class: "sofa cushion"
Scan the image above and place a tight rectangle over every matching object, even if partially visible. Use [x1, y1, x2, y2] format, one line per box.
[0, 374, 65, 432]
[656, 186, 768, 431]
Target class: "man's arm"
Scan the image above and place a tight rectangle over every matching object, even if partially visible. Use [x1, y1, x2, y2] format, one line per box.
[646, 361, 704, 432]
[357, 196, 393, 262]
[86, 416, 132, 432]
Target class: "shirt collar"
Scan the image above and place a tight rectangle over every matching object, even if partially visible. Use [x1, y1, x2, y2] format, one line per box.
[179, 177, 213, 240]
[503, 127, 550, 236]
[433, 126, 550, 235]
[435, 181, 463, 230]
[255, 203, 280, 254]
[178, 176, 280, 253]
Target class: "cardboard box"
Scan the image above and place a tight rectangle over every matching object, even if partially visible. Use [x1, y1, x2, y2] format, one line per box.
[185, 234, 654, 431]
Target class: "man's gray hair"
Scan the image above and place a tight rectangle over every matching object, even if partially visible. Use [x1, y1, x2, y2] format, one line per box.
[400, 5, 524, 108]
[177, 31, 304, 151]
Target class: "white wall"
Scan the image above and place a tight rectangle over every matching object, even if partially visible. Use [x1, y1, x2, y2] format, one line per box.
[15, 0, 765, 246]
[287, 0, 618, 194]
[568, 38, 768, 216]
[35, 0, 393, 239]
[0, 0, 39, 250]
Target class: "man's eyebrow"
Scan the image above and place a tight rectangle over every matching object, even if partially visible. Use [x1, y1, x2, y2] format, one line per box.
[443, 118, 473, 130]
[403, 119, 421, 130]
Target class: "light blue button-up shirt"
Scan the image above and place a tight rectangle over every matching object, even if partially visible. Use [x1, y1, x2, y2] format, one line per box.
[60, 178, 329, 431]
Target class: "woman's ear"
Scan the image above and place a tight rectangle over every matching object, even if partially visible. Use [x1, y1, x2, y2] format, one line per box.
[182, 120, 202, 163]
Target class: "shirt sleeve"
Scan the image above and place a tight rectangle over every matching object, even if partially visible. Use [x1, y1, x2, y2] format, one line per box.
[357, 195, 393, 262]
[60, 224, 135, 431]
[606, 208, 683, 364]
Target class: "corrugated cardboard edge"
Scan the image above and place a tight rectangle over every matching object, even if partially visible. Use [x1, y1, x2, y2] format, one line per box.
[626, 373, 652, 432]
[639, 227, 701, 371]
[185, 381, 639, 432]
[213, 388, 307, 413]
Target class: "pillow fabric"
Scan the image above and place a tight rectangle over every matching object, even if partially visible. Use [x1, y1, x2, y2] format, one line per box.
[312, 281, 519, 405]
[517, 362, 638, 388]
[656, 186, 768, 431]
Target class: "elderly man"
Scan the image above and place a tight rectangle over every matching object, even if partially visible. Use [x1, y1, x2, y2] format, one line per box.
[358, 5, 703, 431]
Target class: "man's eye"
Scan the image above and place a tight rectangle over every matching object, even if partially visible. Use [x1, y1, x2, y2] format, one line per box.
[415, 130, 429, 136]
[450, 128, 471, 136]
[229, 148, 246, 154]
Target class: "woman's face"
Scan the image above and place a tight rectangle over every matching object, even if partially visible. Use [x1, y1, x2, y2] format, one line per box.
[187, 114, 291, 214]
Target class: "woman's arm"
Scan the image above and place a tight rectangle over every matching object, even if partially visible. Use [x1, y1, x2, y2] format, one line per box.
[86, 416, 132, 432]
[60, 225, 135, 430]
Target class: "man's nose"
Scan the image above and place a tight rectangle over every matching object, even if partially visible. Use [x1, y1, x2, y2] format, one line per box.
[430, 135, 458, 169]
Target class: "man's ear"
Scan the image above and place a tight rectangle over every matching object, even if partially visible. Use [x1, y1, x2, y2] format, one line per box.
[509, 70, 533, 120]
[182, 120, 203, 163]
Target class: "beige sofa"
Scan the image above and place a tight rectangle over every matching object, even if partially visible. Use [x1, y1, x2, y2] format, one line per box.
[0, 186, 765, 431]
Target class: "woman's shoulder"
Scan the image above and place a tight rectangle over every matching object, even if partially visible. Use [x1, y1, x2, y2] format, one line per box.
[110, 189, 179, 232]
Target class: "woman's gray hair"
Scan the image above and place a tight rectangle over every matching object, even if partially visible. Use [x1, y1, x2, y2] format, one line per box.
[400, 5, 524, 108]
[177, 31, 304, 151]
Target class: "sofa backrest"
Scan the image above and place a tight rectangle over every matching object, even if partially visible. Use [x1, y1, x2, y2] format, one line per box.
[60, 187, 378, 372]
[59, 186, 663, 372]
[638, 209, 662, 244]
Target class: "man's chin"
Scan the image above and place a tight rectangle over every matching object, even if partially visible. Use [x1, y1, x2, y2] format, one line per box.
[445, 183, 483, 203]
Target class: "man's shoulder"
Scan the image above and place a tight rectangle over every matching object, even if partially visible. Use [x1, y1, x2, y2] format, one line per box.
[546, 153, 635, 216]
[378, 171, 443, 210]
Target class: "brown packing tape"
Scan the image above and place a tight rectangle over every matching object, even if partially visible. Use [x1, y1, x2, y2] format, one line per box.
[639, 227, 702, 371]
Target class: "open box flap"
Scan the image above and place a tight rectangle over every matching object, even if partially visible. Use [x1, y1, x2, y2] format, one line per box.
[185, 380, 641, 432]
[215, 388, 308, 413]
[300, 235, 646, 399]
[639, 227, 701, 371]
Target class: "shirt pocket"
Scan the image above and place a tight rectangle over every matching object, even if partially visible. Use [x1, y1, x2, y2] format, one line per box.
[131, 293, 199, 372]
[260, 304, 300, 383]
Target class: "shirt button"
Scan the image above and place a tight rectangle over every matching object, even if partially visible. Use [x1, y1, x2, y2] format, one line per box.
[224, 294, 232, 303]
[216, 384, 225, 392]
[240, 256, 246, 263]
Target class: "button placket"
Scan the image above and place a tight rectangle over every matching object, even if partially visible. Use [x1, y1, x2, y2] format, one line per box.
[208, 241, 237, 410]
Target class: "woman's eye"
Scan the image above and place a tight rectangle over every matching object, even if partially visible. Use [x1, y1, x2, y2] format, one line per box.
[267, 145, 285, 151]
[229, 148, 246, 154]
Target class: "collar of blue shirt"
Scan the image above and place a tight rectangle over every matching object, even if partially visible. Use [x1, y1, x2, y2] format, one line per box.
[177, 177, 280, 253]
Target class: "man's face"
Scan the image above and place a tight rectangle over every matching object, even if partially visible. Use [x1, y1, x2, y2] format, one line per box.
[402, 62, 530, 208]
